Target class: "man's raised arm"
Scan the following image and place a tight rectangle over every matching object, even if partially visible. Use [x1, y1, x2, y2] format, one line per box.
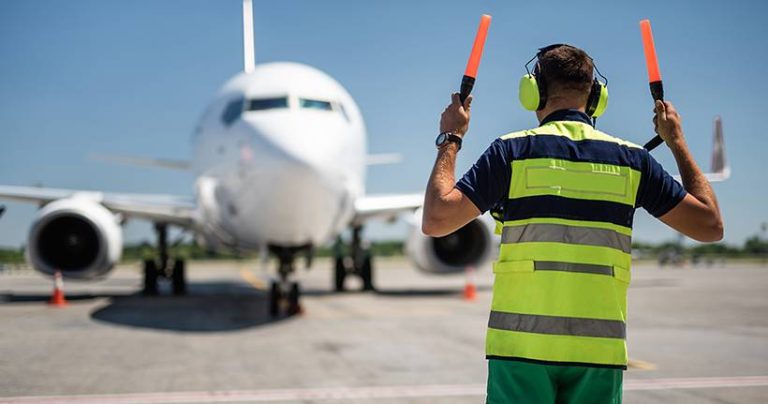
[655, 100, 724, 242]
[422, 94, 480, 237]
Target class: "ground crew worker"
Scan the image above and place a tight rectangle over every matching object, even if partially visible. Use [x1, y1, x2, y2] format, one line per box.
[422, 44, 723, 403]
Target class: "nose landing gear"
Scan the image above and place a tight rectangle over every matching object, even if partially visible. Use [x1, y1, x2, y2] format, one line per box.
[267, 245, 308, 317]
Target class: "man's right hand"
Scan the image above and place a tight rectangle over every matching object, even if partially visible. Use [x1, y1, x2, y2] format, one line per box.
[653, 100, 685, 148]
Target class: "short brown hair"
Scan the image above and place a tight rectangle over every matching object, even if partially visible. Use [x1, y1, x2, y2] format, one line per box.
[537, 45, 594, 97]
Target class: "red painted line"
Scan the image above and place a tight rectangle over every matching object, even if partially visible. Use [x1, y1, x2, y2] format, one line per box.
[1, 376, 767, 403]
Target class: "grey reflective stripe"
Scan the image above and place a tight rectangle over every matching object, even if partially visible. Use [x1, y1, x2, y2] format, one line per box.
[489, 311, 626, 339]
[501, 223, 631, 253]
[534, 261, 614, 276]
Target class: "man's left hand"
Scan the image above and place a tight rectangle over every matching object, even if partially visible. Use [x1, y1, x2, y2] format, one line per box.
[440, 93, 472, 136]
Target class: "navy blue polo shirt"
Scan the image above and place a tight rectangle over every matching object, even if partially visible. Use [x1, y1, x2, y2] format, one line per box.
[455, 109, 687, 225]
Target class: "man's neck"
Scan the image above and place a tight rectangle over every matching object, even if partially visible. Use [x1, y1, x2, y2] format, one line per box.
[536, 98, 586, 123]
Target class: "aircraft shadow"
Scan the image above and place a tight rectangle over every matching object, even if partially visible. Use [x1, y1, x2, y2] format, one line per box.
[372, 285, 491, 297]
[300, 285, 491, 298]
[0, 292, 127, 303]
[90, 282, 287, 332]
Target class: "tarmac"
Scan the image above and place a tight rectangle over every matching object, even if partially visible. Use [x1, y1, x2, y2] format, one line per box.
[0, 258, 767, 403]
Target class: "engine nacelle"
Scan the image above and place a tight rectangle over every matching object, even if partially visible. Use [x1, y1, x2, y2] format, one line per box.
[406, 209, 496, 274]
[27, 197, 122, 279]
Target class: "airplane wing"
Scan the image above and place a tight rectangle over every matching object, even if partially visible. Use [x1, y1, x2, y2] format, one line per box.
[353, 193, 423, 225]
[0, 185, 196, 227]
[366, 153, 403, 166]
[90, 154, 192, 171]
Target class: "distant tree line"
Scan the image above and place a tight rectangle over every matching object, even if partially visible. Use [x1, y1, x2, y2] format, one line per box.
[632, 234, 768, 258]
[2, 236, 768, 265]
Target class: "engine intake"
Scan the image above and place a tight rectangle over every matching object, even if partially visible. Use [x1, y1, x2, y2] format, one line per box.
[406, 211, 495, 274]
[27, 197, 122, 279]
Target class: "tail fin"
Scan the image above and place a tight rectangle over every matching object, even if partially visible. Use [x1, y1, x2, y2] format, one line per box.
[671, 116, 730, 183]
[706, 116, 730, 182]
[242, 0, 255, 73]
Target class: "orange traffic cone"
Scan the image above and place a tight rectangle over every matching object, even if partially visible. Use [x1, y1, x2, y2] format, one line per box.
[463, 266, 477, 301]
[48, 270, 68, 307]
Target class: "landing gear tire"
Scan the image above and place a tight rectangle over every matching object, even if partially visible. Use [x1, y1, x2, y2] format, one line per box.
[268, 281, 302, 317]
[143, 259, 158, 295]
[171, 260, 186, 296]
[269, 281, 281, 317]
[287, 282, 301, 315]
[334, 257, 347, 292]
[361, 255, 374, 291]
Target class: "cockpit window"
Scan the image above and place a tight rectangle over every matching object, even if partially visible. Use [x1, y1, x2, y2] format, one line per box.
[247, 97, 288, 111]
[221, 97, 244, 126]
[338, 102, 350, 122]
[299, 98, 332, 111]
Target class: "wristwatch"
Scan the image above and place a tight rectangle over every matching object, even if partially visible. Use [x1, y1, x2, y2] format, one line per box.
[435, 132, 463, 150]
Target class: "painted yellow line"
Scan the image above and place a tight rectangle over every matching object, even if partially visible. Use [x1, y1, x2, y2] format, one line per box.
[628, 358, 657, 370]
[239, 268, 266, 290]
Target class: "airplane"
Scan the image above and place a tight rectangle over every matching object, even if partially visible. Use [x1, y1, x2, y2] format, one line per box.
[0, 0, 497, 316]
[0, 2, 729, 316]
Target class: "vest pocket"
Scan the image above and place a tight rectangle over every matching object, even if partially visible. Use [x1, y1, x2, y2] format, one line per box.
[613, 265, 631, 283]
[493, 260, 535, 274]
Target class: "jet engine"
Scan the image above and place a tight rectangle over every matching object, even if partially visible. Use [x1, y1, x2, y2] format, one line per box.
[26, 197, 122, 279]
[406, 210, 496, 274]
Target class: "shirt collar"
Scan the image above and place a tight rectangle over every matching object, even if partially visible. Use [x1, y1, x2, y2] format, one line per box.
[539, 109, 594, 127]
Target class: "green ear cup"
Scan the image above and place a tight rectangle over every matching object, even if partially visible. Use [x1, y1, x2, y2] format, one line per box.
[519, 74, 541, 111]
[592, 81, 608, 118]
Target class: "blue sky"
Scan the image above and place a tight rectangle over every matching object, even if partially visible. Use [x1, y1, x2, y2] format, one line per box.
[0, 0, 765, 248]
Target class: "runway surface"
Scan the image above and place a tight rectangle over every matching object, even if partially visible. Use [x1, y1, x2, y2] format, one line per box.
[1, 258, 766, 403]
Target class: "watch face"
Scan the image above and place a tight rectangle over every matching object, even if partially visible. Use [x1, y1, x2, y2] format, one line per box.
[435, 133, 447, 146]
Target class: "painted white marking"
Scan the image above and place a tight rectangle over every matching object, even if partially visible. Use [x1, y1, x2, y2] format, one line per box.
[2, 376, 767, 403]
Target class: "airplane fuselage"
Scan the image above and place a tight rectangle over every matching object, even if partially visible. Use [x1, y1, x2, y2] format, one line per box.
[192, 62, 366, 250]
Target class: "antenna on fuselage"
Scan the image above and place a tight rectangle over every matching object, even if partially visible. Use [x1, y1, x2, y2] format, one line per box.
[242, 0, 255, 73]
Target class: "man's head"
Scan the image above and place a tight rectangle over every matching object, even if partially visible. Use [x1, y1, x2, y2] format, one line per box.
[519, 44, 609, 120]
[535, 44, 594, 106]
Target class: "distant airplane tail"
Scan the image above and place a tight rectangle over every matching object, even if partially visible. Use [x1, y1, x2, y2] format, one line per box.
[671, 116, 730, 183]
[706, 116, 730, 182]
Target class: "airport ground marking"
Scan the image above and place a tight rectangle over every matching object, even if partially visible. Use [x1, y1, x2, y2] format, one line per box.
[3, 376, 768, 403]
[627, 358, 657, 370]
[239, 268, 266, 290]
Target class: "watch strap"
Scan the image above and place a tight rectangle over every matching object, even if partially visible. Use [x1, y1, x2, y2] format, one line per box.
[437, 132, 463, 150]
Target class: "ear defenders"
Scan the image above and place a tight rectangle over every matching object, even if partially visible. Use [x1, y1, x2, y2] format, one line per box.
[518, 44, 609, 118]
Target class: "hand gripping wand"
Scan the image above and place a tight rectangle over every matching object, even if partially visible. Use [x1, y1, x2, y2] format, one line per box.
[640, 19, 666, 151]
[459, 14, 492, 104]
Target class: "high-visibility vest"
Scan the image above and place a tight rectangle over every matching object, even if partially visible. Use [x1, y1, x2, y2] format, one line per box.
[487, 119, 644, 369]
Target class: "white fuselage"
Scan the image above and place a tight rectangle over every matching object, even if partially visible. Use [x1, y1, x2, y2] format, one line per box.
[191, 62, 366, 249]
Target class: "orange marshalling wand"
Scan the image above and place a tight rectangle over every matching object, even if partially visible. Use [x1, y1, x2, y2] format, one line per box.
[459, 14, 492, 103]
[640, 19, 665, 151]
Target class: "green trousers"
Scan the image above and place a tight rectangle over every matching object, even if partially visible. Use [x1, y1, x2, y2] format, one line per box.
[486, 359, 623, 403]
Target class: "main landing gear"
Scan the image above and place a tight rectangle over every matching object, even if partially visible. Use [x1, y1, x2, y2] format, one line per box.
[334, 225, 374, 292]
[267, 245, 308, 317]
[143, 223, 187, 296]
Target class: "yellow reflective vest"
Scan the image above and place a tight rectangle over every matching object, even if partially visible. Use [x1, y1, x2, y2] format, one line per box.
[486, 114, 648, 369]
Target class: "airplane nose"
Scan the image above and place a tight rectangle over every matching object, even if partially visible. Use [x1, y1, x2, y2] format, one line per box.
[229, 118, 354, 245]
[241, 115, 347, 171]
[233, 150, 350, 246]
